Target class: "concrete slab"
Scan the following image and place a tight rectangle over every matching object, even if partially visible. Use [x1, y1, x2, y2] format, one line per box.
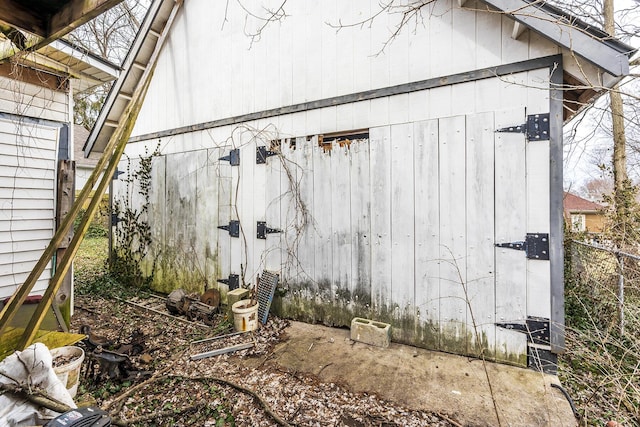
[242, 321, 577, 427]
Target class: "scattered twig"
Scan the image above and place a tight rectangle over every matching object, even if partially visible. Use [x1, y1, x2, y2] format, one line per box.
[124, 403, 206, 424]
[440, 413, 463, 427]
[167, 374, 293, 427]
[103, 347, 190, 413]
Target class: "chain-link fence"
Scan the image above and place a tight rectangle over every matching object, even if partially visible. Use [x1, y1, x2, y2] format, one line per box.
[561, 240, 640, 425]
[567, 240, 640, 335]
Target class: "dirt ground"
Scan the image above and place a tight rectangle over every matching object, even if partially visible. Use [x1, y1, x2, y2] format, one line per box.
[69, 293, 575, 426]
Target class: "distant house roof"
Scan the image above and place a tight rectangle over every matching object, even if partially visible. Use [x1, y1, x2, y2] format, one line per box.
[564, 192, 605, 214]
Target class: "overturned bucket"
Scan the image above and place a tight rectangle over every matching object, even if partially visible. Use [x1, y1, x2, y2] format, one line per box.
[231, 299, 259, 332]
[50, 346, 85, 398]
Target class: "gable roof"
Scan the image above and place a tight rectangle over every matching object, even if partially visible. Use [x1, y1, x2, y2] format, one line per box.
[563, 192, 605, 213]
[84, 0, 176, 157]
[481, 0, 635, 77]
[84, 0, 637, 156]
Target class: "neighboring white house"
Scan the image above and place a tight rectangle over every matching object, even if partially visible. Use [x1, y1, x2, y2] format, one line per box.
[0, 37, 119, 302]
[87, 0, 635, 371]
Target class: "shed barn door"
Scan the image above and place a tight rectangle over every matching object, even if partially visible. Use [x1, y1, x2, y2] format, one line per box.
[216, 108, 550, 366]
[428, 108, 550, 365]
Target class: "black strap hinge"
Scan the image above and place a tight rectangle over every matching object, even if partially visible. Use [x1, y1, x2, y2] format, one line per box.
[110, 213, 121, 226]
[496, 316, 550, 345]
[256, 146, 278, 164]
[217, 274, 239, 290]
[496, 113, 550, 141]
[257, 221, 282, 239]
[218, 220, 240, 237]
[219, 148, 240, 166]
[495, 233, 549, 260]
[112, 168, 125, 180]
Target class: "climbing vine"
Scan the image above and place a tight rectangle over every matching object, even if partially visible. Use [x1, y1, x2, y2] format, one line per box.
[111, 143, 161, 287]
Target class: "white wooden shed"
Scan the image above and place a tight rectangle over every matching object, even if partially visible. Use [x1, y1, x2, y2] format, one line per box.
[0, 37, 119, 303]
[87, 0, 634, 369]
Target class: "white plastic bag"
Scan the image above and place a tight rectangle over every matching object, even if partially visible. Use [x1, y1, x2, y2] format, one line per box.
[0, 342, 76, 426]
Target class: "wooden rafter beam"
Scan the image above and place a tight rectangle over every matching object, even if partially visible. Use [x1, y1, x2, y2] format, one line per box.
[0, 0, 124, 61]
[0, 1, 46, 36]
[47, 0, 124, 43]
[0, 0, 123, 39]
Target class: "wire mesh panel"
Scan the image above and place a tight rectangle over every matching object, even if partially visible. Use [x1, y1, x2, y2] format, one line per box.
[257, 271, 279, 324]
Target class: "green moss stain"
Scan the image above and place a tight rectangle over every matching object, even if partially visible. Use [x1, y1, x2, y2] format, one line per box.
[273, 278, 527, 366]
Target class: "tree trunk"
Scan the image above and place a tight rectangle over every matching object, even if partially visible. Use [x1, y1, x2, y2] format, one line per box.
[604, 0, 629, 233]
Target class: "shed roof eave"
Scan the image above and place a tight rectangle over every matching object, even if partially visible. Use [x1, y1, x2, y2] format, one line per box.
[83, 0, 169, 157]
[477, 0, 635, 78]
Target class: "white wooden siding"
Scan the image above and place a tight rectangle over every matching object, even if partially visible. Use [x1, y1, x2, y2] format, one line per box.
[116, 0, 556, 362]
[0, 76, 68, 123]
[0, 118, 58, 299]
[131, 0, 560, 137]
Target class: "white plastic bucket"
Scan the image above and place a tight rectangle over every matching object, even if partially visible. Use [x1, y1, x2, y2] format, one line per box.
[232, 299, 259, 332]
[50, 346, 85, 398]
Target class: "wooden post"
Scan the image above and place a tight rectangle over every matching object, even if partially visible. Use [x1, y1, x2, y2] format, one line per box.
[618, 254, 625, 335]
[54, 159, 76, 330]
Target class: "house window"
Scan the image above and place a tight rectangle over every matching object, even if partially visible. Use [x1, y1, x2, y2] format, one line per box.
[571, 214, 586, 232]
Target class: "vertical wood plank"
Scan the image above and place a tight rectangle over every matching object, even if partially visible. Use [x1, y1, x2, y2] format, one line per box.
[414, 118, 440, 349]
[349, 137, 371, 308]
[280, 137, 300, 284]
[438, 115, 467, 355]
[228, 143, 242, 289]
[474, 1, 502, 69]
[390, 123, 415, 323]
[238, 132, 256, 287]
[217, 147, 232, 301]
[465, 111, 496, 358]
[351, 0, 371, 93]
[526, 68, 552, 320]
[203, 148, 221, 287]
[452, 3, 476, 73]
[265, 141, 283, 274]
[253, 137, 267, 279]
[369, 126, 392, 313]
[312, 137, 333, 295]
[494, 108, 528, 365]
[321, 0, 337, 99]
[331, 140, 352, 303]
[148, 152, 165, 278]
[297, 136, 316, 287]
[429, 0, 453, 77]
[194, 148, 216, 287]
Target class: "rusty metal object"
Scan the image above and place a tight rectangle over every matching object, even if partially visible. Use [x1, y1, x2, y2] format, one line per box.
[200, 289, 220, 308]
[166, 289, 187, 314]
[187, 300, 218, 325]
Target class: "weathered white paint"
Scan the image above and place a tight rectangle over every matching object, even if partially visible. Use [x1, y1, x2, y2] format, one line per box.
[112, 0, 569, 364]
[0, 118, 59, 299]
[494, 108, 528, 364]
[131, 0, 560, 138]
[0, 76, 68, 123]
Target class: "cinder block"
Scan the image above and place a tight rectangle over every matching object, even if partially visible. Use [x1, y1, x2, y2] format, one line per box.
[227, 288, 250, 317]
[350, 317, 391, 348]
